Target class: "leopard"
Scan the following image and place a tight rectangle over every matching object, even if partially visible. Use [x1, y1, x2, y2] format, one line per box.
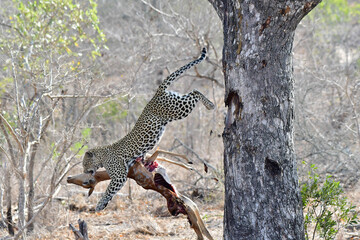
[83, 48, 214, 211]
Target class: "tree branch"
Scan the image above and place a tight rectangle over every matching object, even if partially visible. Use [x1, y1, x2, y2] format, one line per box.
[0, 113, 24, 154]
[69, 219, 89, 240]
[140, 0, 173, 18]
[44, 93, 128, 99]
[172, 138, 217, 172]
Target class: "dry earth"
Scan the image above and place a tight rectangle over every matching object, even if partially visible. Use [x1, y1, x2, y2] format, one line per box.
[0, 178, 224, 240]
[1, 177, 360, 239]
[33, 197, 223, 240]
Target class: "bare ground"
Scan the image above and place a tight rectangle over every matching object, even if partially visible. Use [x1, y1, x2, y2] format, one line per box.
[0, 178, 224, 240]
[34, 197, 223, 240]
[1, 179, 360, 239]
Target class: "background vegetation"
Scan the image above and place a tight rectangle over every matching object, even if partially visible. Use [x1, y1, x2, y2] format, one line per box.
[0, 0, 359, 239]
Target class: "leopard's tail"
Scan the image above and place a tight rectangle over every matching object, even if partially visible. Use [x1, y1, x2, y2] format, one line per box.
[158, 48, 206, 92]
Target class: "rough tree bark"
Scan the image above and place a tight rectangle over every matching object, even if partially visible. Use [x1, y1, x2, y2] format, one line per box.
[208, 1, 322, 239]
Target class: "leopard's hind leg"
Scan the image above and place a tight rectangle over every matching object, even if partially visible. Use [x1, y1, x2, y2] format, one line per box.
[167, 89, 215, 122]
[191, 90, 215, 110]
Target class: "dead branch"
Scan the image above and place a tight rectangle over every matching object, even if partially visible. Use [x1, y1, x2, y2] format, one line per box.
[69, 219, 89, 240]
[44, 93, 128, 99]
[172, 138, 216, 172]
[140, 0, 173, 17]
[0, 113, 24, 154]
[67, 151, 214, 240]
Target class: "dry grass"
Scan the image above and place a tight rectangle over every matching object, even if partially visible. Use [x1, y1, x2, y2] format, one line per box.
[1, 180, 360, 239]
[37, 199, 223, 240]
[1, 166, 359, 239]
[0, 178, 224, 240]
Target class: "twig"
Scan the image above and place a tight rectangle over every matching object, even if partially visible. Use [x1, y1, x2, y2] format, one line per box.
[172, 138, 216, 171]
[0, 146, 11, 163]
[0, 22, 12, 29]
[140, 0, 173, 17]
[0, 22, 23, 37]
[44, 93, 128, 99]
[10, 50, 24, 138]
[191, 70, 224, 88]
[0, 113, 24, 154]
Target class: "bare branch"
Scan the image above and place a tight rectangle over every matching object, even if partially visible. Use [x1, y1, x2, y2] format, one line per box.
[172, 138, 217, 172]
[10, 50, 24, 134]
[69, 219, 89, 240]
[189, 70, 224, 88]
[0, 21, 23, 37]
[0, 113, 24, 154]
[140, 0, 173, 18]
[44, 93, 128, 99]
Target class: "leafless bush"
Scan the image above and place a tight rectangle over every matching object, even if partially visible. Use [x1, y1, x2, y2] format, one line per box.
[294, 3, 360, 186]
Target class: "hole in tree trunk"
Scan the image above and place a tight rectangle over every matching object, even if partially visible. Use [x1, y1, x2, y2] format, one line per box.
[265, 157, 282, 176]
[225, 91, 243, 128]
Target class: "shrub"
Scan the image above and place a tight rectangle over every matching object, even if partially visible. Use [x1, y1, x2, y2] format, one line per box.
[301, 163, 358, 240]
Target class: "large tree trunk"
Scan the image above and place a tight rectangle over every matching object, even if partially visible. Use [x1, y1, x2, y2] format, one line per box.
[208, 1, 321, 239]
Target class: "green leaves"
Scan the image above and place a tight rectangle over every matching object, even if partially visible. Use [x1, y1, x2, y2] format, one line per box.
[96, 96, 130, 121]
[81, 127, 91, 139]
[0, 0, 107, 161]
[0, 77, 13, 95]
[0, 0, 107, 123]
[4, 0, 106, 73]
[70, 127, 91, 156]
[309, 0, 360, 23]
[301, 163, 358, 240]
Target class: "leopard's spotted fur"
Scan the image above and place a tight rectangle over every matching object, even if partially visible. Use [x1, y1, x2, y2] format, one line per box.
[83, 48, 214, 211]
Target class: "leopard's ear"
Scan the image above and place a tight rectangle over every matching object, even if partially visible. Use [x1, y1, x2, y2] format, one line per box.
[86, 151, 93, 158]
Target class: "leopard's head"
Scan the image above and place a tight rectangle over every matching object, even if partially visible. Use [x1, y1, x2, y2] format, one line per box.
[82, 149, 103, 175]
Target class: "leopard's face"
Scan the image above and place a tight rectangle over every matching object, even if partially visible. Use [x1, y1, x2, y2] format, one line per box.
[83, 150, 103, 175]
